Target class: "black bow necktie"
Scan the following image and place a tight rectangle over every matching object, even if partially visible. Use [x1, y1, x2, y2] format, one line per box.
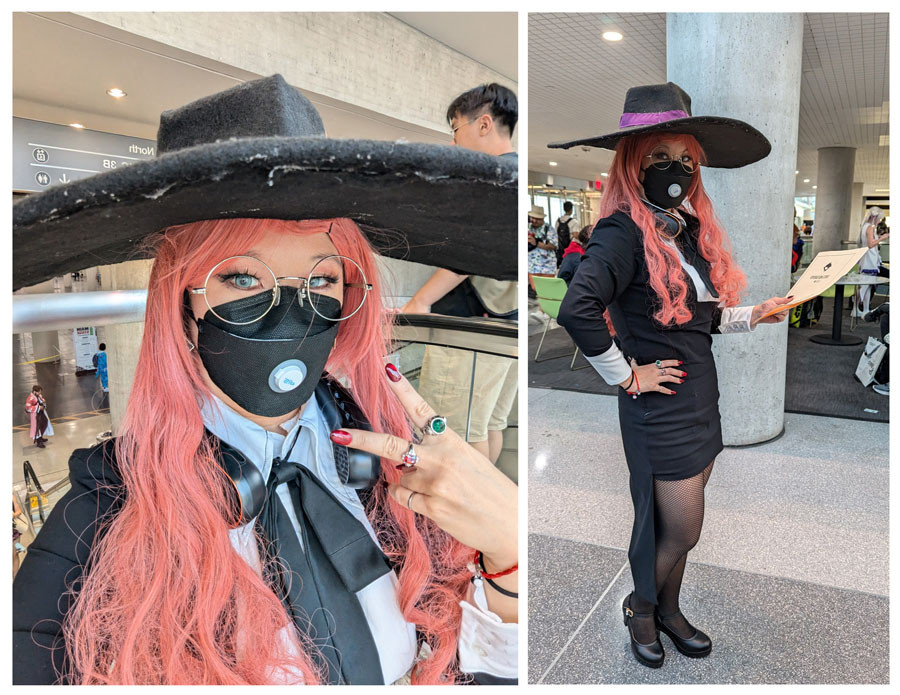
[256, 449, 391, 684]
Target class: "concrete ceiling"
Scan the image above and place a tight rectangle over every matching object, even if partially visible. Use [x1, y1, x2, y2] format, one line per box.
[12, 12, 486, 146]
[529, 12, 889, 198]
[390, 12, 517, 83]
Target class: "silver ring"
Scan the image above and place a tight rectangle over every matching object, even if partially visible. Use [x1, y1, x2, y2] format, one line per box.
[401, 442, 419, 466]
[659, 368, 666, 376]
[424, 415, 448, 436]
[407, 491, 417, 510]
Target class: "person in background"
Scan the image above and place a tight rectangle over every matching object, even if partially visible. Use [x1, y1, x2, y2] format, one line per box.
[402, 82, 517, 316]
[527, 205, 556, 288]
[856, 206, 890, 317]
[25, 385, 53, 449]
[554, 201, 578, 267]
[93, 343, 109, 393]
[404, 83, 519, 465]
[791, 224, 803, 273]
[557, 224, 592, 285]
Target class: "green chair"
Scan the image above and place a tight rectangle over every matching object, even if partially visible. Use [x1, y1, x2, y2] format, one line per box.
[532, 276, 587, 370]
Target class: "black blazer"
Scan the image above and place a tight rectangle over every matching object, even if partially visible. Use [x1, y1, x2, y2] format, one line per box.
[13, 442, 121, 684]
[557, 210, 729, 364]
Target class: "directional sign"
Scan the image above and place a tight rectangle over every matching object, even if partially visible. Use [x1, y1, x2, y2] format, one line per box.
[13, 117, 157, 193]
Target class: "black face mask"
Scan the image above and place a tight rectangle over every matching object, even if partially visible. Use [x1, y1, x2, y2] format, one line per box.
[641, 160, 693, 209]
[195, 287, 340, 418]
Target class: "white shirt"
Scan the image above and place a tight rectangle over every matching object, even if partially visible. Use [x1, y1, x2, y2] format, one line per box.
[200, 392, 517, 683]
[584, 249, 755, 385]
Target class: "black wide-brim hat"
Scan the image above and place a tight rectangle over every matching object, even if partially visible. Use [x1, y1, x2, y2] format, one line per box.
[13, 74, 517, 290]
[548, 82, 771, 169]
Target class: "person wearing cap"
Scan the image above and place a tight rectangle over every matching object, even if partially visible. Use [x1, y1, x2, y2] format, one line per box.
[527, 204, 557, 288]
[553, 82, 791, 669]
[12, 75, 518, 685]
[856, 206, 889, 317]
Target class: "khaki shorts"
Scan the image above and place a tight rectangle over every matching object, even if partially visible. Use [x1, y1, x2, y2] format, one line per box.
[417, 346, 517, 442]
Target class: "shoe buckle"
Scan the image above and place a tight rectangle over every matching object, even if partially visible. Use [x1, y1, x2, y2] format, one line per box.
[625, 607, 634, 618]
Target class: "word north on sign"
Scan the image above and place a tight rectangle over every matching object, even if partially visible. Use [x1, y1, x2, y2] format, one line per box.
[13, 117, 157, 193]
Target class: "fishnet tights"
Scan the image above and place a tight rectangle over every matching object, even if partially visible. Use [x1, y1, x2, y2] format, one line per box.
[630, 461, 714, 644]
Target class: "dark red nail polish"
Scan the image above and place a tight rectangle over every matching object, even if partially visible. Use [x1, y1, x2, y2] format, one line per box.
[396, 463, 415, 470]
[678, 361, 684, 365]
[385, 363, 402, 382]
[330, 429, 352, 445]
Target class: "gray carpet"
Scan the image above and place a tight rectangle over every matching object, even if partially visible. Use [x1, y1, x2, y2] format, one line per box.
[529, 296, 888, 423]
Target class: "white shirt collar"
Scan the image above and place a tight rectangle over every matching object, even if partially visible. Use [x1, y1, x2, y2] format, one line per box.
[199, 391, 324, 485]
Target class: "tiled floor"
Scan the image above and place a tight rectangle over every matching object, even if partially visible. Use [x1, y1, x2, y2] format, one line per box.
[528, 388, 889, 684]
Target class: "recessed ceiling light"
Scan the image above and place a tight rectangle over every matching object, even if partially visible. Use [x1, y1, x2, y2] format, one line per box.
[106, 87, 127, 98]
[69, 123, 85, 129]
[875, 188, 890, 192]
[549, 161, 558, 167]
[795, 170, 799, 175]
[601, 173, 608, 177]
[602, 31, 623, 42]
[803, 178, 810, 183]
[812, 185, 817, 189]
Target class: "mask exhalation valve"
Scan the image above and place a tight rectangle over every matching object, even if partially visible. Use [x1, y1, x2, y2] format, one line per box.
[269, 359, 308, 393]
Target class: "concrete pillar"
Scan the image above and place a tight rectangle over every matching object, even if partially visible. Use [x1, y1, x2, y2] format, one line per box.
[812, 147, 856, 254]
[29, 330, 60, 364]
[848, 182, 865, 243]
[100, 260, 153, 432]
[668, 13, 803, 445]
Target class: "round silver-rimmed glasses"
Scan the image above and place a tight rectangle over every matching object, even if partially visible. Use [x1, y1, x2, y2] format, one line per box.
[644, 150, 697, 173]
[190, 254, 373, 325]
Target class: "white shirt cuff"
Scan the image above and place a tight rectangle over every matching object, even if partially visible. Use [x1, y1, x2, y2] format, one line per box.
[718, 305, 756, 333]
[457, 579, 517, 679]
[584, 342, 633, 385]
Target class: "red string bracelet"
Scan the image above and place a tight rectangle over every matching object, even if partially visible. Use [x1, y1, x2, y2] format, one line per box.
[473, 550, 518, 579]
[627, 370, 641, 399]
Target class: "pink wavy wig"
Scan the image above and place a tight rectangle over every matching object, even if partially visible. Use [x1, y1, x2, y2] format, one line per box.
[600, 132, 746, 326]
[62, 218, 471, 684]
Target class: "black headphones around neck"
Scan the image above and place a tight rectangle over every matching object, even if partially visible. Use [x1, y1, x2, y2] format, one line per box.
[213, 375, 381, 527]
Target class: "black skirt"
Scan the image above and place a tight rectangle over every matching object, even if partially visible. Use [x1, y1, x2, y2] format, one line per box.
[558, 211, 726, 604]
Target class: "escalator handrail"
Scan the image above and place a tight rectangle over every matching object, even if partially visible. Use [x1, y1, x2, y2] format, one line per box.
[392, 313, 517, 358]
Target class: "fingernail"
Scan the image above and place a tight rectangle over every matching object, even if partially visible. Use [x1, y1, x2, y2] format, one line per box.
[330, 430, 352, 445]
[682, 371, 688, 376]
[787, 295, 795, 299]
[395, 463, 415, 471]
[385, 363, 402, 382]
[680, 379, 684, 383]
[678, 361, 684, 365]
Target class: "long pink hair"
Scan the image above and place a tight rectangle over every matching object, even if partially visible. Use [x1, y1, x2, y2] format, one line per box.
[600, 132, 746, 325]
[62, 218, 471, 684]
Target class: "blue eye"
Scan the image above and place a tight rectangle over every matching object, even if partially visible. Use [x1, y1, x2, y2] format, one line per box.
[217, 272, 261, 290]
[308, 274, 339, 291]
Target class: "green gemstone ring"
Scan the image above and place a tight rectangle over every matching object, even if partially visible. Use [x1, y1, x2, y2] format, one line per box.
[424, 415, 448, 436]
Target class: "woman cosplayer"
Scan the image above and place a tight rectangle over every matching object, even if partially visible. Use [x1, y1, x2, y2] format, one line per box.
[12, 75, 518, 685]
[552, 83, 790, 668]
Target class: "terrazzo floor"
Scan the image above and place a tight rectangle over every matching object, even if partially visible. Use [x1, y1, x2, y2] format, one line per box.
[528, 388, 889, 684]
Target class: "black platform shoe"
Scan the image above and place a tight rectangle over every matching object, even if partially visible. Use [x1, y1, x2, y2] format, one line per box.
[655, 611, 712, 658]
[622, 592, 665, 668]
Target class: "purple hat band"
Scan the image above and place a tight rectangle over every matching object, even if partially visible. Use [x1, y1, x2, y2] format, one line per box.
[619, 110, 690, 129]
